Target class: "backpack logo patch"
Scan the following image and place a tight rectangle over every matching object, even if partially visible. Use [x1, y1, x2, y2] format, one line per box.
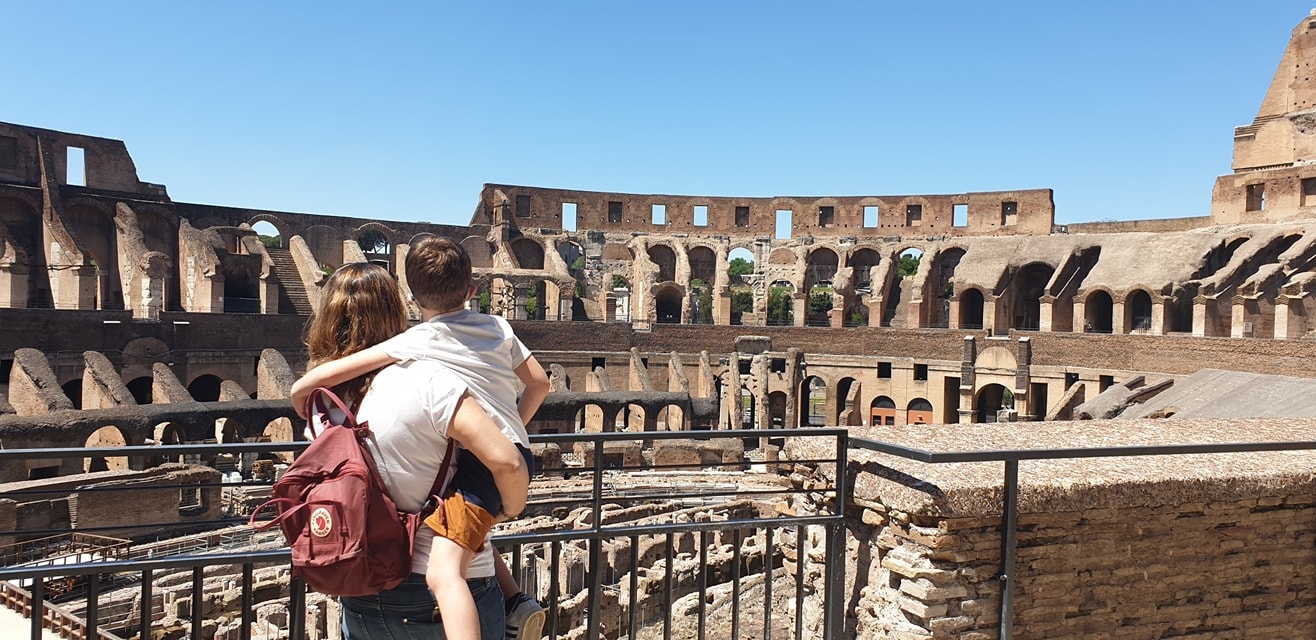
[311, 507, 333, 538]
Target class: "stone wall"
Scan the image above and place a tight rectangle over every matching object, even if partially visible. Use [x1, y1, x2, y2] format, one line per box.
[784, 418, 1316, 638]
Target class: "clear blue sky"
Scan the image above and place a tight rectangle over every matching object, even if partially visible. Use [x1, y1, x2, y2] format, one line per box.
[8, 2, 1316, 226]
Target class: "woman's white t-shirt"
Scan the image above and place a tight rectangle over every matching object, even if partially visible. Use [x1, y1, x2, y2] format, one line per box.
[351, 359, 496, 577]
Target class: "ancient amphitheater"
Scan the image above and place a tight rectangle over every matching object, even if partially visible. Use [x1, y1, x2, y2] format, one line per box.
[3, 10, 1316, 640]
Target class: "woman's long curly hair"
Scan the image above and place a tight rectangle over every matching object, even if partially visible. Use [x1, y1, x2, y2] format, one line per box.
[304, 263, 409, 404]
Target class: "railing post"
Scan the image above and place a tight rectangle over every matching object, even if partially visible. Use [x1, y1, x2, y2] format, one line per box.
[586, 435, 604, 640]
[826, 431, 849, 639]
[999, 459, 1020, 640]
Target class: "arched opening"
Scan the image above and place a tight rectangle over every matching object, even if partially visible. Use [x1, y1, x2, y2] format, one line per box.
[356, 229, 391, 255]
[688, 246, 716, 285]
[126, 376, 153, 405]
[844, 296, 870, 327]
[870, 396, 897, 426]
[767, 391, 788, 428]
[620, 404, 646, 432]
[926, 248, 966, 328]
[800, 376, 827, 426]
[906, 398, 934, 424]
[0, 196, 51, 308]
[582, 404, 604, 432]
[848, 248, 880, 291]
[656, 403, 684, 431]
[1012, 263, 1054, 331]
[609, 275, 632, 322]
[655, 284, 683, 324]
[510, 238, 545, 270]
[216, 417, 245, 444]
[806, 248, 838, 327]
[558, 241, 584, 275]
[739, 389, 756, 429]
[84, 425, 128, 472]
[1085, 290, 1114, 333]
[728, 247, 756, 326]
[188, 374, 223, 402]
[64, 203, 122, 310]
[221, 259, 261, 313]
[251, 220, 283, 250]
[62, 379, 82, 410]
[1127, 290, 1153, 333]
[767, 281, 794, 327]
[960, 288, 985, 329]
[148, 422, 183, 467]
[836, 377, 859, 425]
[883, 247, 923, 326]
[975, 384, 1015, 423]
[647, 245, 677, 283]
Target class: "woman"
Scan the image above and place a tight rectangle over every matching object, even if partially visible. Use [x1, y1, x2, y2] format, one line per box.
[302, 263, 526, 640]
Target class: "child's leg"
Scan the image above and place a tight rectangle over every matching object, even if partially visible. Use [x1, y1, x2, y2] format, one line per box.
[426, 535, 480, 640]
[493, 548, 519, 599]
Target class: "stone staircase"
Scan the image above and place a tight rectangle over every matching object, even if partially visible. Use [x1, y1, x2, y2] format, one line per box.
[265, 248, 313, 315]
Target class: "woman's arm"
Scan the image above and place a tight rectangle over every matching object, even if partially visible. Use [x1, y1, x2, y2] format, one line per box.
[447, 392, 529, 517]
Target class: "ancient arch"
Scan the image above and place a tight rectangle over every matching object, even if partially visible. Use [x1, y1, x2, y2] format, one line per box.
[654, 283, 683, 324]
[84, 425, 129, 472]
[960, 287, 985, 329]
[303, 225, 344, 268]
[461, 236, 495, 268]
[510, 237, 545, 270]
[907, 398, 934, 424]
[847, 247, 880, 290]
[246, 213, 292, 248]
[836, 377, 859, 426]
[2, 196, 51, 307]
[1085, 289, 1114, 333]
[871, 396, 897, 426]
[647, 244, 677, 283]
[61, 379, 82, 409]
[1010, 262, 1055, 331]
[800, 376, 827, 426]
[1126, 289, 1154, 333]
[767, 391, 788, 428]
[64, 199, 123, 310]
[188, 374, 223, 402]
[408, 232, 436, 247]
[882, 247, 923, 327]
[975, 383, 1013, 423]
[688, 246, 717, 285]
[926, 247, 967, 328]
[126, 376, 152, 404]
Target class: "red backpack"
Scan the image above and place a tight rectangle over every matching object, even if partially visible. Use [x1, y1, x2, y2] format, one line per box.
[250, 387, 453, 597]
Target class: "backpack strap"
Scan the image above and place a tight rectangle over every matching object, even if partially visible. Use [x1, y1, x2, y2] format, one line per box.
[307, 387, 361, 438]
[420, 443, 457, 516]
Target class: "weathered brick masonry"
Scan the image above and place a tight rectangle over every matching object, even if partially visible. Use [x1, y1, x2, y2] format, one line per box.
[785, 419, 1316, 638]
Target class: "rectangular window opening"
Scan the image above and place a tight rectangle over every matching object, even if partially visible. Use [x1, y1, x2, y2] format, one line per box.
[877, 362, 892, 379]
[770, 358, 786, 374]
[693, 205, 708, 227]
[515, 195, 532, 218]
[591, 357, 607, 371]
[1001, 201, 1018, 226]
[66, 146, 85, 186]
[1303, 179, 1316, 207]
[608, 201, 624, 223]
[914, 363, 929, 381]
[905, 204, 922, 227]
[652, 204, 666, 225]
[817, 206, 835, 228]
[0, 135, 17, 171]
[562, 203, 578, 231]
[738, 359, 752, 375]
[862, 205, 879, 228]
[1246, 184, 1266, 212]
[1099, 375, 1115, 392]
[0, 358, 11, 384]
[775, 209, 793, 239]
[735, 206, 750, 227]
[1065, 372, 1080, 389]
[953, 204, 969, 227]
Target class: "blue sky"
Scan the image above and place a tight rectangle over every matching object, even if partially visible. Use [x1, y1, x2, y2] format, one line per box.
[8, 2, 1316, 226]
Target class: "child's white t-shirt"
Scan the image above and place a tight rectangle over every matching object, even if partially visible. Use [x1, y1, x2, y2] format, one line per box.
[378, 308, 532, 448]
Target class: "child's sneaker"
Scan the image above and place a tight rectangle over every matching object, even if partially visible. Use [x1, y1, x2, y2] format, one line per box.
[505, 592, 545, 640]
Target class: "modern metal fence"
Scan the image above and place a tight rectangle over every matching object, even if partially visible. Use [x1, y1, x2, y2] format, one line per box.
[0, 428, 850, 640]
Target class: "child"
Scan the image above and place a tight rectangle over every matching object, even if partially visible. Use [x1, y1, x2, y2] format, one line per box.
[291, 238, 550, 640]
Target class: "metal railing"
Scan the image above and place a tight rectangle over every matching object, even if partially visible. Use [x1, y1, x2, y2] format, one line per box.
[1, 429, 850, 640]
[849, 435, 1316, 640]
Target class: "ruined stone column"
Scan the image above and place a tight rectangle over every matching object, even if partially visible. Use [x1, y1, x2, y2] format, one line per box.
[1038, 295, 1055, 332]
[1230, 296, 1251, 338]
[544, 280, 562, 321]
[793, 294, 807, 327]
[947, 296, 960, 330]
[1274, 294, 1306, 339]
[1072, 299, 1087, 333]
[1151, 296, 1168, 335]
[0, 263, 29, 307]
[959, 336, 976, 425]
[1112, 300, 1127, 334]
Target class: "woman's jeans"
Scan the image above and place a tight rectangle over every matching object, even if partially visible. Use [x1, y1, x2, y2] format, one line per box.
[340, 574, 504, 640]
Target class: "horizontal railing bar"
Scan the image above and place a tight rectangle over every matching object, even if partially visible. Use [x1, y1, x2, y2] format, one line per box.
[532, 428, 847, 443]
[850, 436, 1316, 463]
[0, 442, 309, 460]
